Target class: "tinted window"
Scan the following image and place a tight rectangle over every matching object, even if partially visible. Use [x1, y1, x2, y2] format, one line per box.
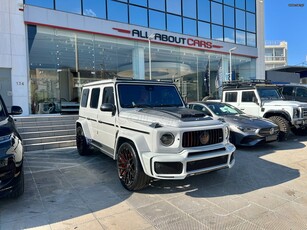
[198, 21, 210, 38]
[281, 86, 294, 96]
[225, 92, 237, 102]
[166, 0, 181, 15]
[148, 0, 165, 11]
[297, 87, 307, 97]
[211, 2, 223, 25]
[224, 6, 235, 28]
[55, 0, 81, 14]
[149, 10, 166, 30]
[198, 0, 210, 21]
[83, 0, 106, 18]
[167, 14, 182, 33]
[107, 0, 128, 23]
[242, 91, 256, 102]
[212, 25, 223, 41]
[0, 98, 7, 120]
[81, 89, 90, 107]
[246, 0, 256, 12]
[246, 12, 256, 32]
[183, 0, 196, 18]
[90, 88, 100, 108]
[225, 28, 235, 43]
[118, 84, 184, 108]
[183, 18, 197, 36]
[25, 0, 54, 9]
[130, 0, 147, 6]
[130, 5, 148, 27]
[102, 87, 114, 104]
[236, 9, 245, 30]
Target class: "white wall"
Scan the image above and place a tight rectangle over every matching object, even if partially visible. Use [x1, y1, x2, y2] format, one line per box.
[1, 0, 29, 115]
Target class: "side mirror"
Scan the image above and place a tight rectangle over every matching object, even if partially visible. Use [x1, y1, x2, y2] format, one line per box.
[100, 103, 116, 115]
[10, 106, 23, 115]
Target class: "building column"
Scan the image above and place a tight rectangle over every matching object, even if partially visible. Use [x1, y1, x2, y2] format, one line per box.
[132, 47, 145, 79]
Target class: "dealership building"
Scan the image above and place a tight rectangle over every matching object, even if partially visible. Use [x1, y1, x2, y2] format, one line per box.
[1, 0, 264, 115]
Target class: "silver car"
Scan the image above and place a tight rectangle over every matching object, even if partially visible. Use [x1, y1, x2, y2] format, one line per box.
[188, 101, 279, 146]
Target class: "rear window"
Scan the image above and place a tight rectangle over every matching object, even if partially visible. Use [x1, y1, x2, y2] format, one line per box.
[80, 89, 90, 107]
[224, 92, 237, 102]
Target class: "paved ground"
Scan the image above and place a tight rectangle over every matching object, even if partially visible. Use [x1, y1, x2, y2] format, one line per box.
[1, 134, 307, 230]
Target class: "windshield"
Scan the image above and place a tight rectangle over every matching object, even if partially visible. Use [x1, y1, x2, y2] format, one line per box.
[257, 88, 283, 100]
[0, 100, 7, 121]
[118, 84, 184, 108]
[207, 103, 244, 116]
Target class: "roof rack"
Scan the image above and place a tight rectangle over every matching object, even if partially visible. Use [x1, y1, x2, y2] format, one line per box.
[222, 79, 272, 88]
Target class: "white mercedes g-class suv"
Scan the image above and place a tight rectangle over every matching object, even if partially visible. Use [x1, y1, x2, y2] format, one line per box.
[76, 78, 235, 191]
[222, 80, 307, 141]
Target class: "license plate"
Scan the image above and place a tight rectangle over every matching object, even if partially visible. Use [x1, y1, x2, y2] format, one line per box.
[266, 135, 277, 142]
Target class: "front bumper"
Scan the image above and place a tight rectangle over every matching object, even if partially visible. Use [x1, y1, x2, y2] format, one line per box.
[293, 118, 307, 127]
[141, 143, 235, 179]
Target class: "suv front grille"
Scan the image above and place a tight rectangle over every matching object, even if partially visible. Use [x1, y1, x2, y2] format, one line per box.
[182, 129, 223, 147]
[302, 108, 307, 118]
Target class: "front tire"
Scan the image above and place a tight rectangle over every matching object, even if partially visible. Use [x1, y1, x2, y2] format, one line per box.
[117, 142, 151, 191]
[76, 126, 91, 156]
[7, 166, 24, 198]
[269, 116, 290, 141]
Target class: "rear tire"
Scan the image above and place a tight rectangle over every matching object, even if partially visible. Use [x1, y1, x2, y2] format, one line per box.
[268, 116, 290, 141]
[76, 126, 91, 156]
[117, 142, 151, 191]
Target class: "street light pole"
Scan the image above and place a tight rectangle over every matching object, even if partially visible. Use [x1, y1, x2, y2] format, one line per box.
[148, 33, 155, 80]
[229, 47, 237, 81]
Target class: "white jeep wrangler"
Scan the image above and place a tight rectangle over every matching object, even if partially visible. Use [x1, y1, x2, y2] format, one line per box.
[222, 81, 307, 140]
[76, 78, 235, 191]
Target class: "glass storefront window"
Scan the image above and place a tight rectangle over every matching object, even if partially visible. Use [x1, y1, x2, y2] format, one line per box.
[107, 0, 128, 23]
[183, 18, 197, 36]
[149, 10, 166, 30]
[183, 0, 196, 19]
[212, 24, 223, 41]
[166, 0, 181, 15]
[246, 0, 256, 13]
[198, 21, 210, 39]
[236, 30, 246, 45]
[224, 27, 235, 43]
[246, 12, 256, 33]
[167, 14, 182, 33]
[247, 33, 256, 47]
[55, 0, 81, 14]
[148, 0, 165, 11]
[211, 2, 223, 25]
[129, 0, 147, 7]
[83, 0, 106, 19]
[129, 5, 148, 27]
[224, 6, 234, 28]
[224, 0, 234, 6]
[236, 9, 245, 30]
[25, 0, 54, 9]
[236, 0, 245, 10]
[198, 0, 210, 22]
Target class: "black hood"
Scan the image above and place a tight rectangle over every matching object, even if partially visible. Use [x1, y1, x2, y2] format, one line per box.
[139, 107, 212, 122]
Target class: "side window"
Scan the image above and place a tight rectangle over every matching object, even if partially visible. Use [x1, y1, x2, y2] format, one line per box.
[282, 86, 294, 96]
[297, 87, 307, 97]
[80, 89, 90, 107]
[102, 87, 114, 104]
[242, 91, 256, 102]
[224, 92, 237, 102]
[90, 88, 100, 109]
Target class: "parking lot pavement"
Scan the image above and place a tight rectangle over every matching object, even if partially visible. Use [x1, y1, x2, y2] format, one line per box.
[1, 135, 307, 230]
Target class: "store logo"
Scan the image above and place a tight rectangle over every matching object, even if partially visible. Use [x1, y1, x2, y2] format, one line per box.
[112, 28, 223, 50]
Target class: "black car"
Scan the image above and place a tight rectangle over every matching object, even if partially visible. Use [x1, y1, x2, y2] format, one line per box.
[188, 101, 279, 146]
[0, 94, 24, 198]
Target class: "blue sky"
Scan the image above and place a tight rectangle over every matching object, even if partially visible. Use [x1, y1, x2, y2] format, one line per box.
[265, 1, 307, 65]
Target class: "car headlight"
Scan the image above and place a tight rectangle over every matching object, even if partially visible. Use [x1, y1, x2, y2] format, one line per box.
[237, 127, 257, 133]
[160, 133, 175, 146]
[293, 108, 300, 118]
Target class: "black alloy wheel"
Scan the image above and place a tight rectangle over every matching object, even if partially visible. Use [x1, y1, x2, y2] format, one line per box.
[117, 142, 150, 191]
